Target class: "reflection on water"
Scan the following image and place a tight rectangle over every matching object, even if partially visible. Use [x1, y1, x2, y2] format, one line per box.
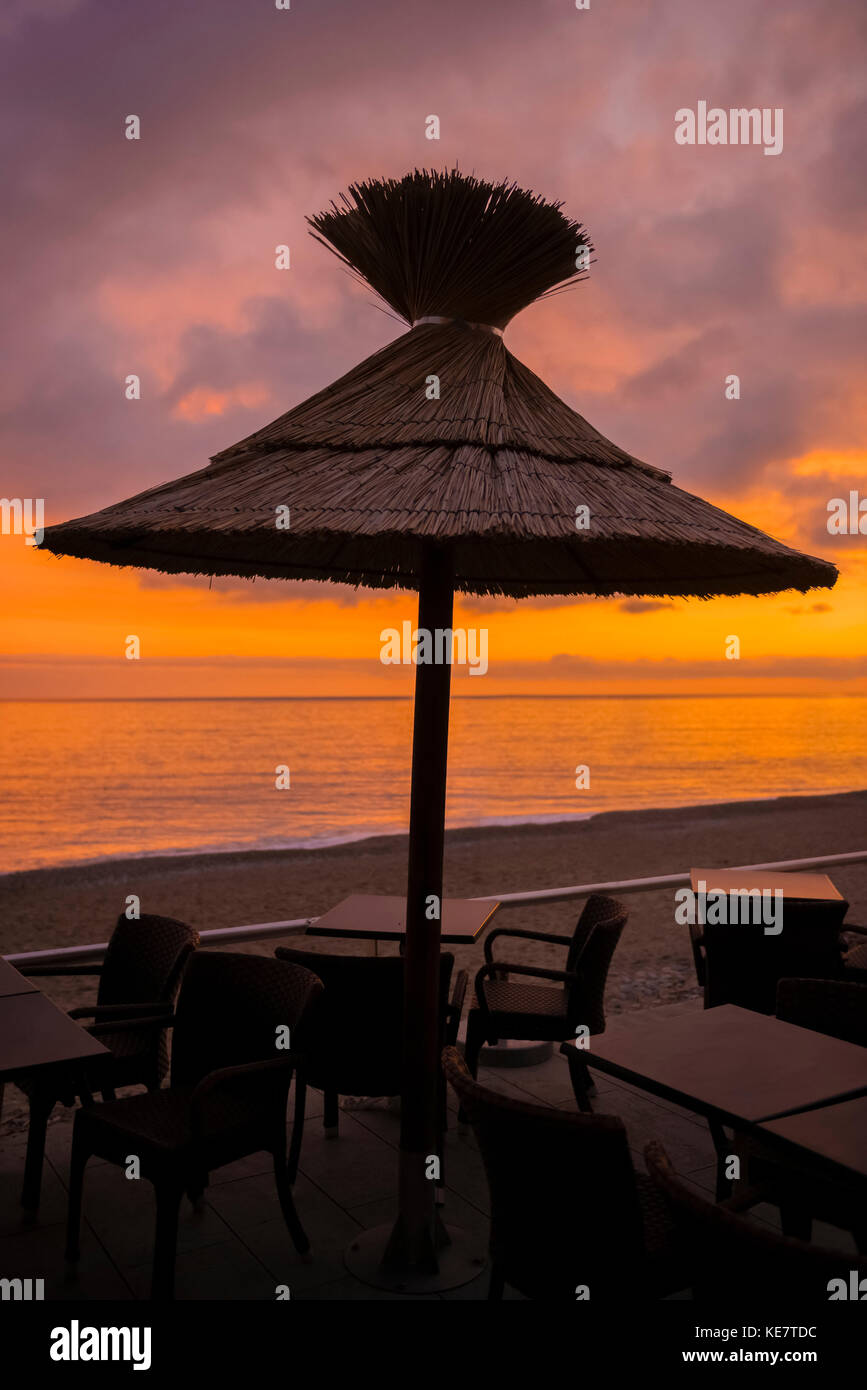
[0, 696, 863, 872]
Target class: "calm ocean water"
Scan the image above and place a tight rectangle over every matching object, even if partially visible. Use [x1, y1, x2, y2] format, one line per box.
[0, 696, 864, 874]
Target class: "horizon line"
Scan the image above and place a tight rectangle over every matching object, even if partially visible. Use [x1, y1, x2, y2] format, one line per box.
[1, 692, 865, 704]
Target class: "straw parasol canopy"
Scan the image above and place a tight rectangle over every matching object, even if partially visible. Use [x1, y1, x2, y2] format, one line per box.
[42, 169, 835, 600]
[39, 169, 836, 1287]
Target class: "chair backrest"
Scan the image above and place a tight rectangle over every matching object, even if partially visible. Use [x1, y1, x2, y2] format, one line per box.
[567, 895, 628, 1033]
[776, 977, 867, 1048]
[442, 1045, 647, 1300]
[276, 947, 453, 1095]
[97, 913, 198, 1009]
[170, 951, 323, 1090]
[565, 893, 623, 972]
[645, 1139, 867, 1301]
[687, 920, 706, 988]
[702, 897, 848, 1013]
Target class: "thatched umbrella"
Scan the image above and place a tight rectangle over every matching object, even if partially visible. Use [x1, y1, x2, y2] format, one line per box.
[40, 169, 836, 1289]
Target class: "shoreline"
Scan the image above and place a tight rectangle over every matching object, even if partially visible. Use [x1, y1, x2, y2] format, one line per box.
[2, 788, 864, 885]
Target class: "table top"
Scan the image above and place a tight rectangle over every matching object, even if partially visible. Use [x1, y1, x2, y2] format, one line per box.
[690, 867, 843, 902]
[0, 992, 109, 1081]
[759, 1096, 867, 1184]
[307, 893, 499, 944]
[584, 1004, 867, 1125]
[0, 957, 39, 998]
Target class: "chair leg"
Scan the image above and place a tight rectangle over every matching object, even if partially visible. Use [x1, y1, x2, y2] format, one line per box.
[435, 1078, 447, 1205]
[186, 1174, 208, 1210]
[464, 1015, 486, 1082]
[323, 1089, 339, 1138]
[273, 1151, 312, 1259]
[65, 1130, 90, 1261]
[487, 1258, 505, 1300]
[151, 1183, 183, 1301]
[438, 1070, 449, 1136]
[22, 1092, 53, 1212]
[459, 1015, 487, 1124]
[566, 1053, 595, 1113]
[780, 1205, 812, 1243]
[287, 1076, 307, 1183]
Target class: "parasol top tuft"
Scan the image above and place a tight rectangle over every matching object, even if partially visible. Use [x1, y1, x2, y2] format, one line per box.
[307, 168, 593, 330]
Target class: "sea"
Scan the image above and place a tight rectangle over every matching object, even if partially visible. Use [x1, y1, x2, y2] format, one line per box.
[0, 695, 864, 874]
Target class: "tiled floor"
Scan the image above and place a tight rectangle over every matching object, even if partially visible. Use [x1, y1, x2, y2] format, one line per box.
[0, 1003, 857, 1301]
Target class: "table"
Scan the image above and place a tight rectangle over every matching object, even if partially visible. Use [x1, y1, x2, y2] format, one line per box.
[0, 957, 39, 998]
[759, 1096, 867, 1187]
[0, 980, 109, 1083]
[689, 869, 848, 1012]
[689, 868, 845, 903]
[583, 1004, 867, 1126]
[307, 893, 499, 946]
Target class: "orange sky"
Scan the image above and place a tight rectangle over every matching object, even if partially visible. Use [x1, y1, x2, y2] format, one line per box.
[1, 0, 864, 700]
[1, 471, 863, 697]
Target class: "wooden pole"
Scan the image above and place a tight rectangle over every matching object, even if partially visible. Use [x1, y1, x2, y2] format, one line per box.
[382, 543, 454, 1272]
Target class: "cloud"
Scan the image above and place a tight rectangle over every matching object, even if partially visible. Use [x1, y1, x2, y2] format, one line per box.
[536, 652, 866, 682]
[618, 599, 677, 614]
[784, 602, 833, 615]
[1, 0, 865, 638]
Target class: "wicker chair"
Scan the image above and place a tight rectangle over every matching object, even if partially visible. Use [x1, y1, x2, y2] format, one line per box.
[464, 893, 627, 1115]
[725, 978, 867, 1249]
[65, 951, 323, 1300]
[688, 896, 851, 1013]
[274, 947, 466, 1183]
[777, 976, 867, 1046]
[645, 1140, 867, 1301]
[15, 912, 198, 1211]
[442, 1046, 683, 1300]
[840, 925, 867, 982]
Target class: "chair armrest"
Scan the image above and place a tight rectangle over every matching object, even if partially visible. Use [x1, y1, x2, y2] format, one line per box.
[192, 1054, 299, 1098]
[474, 960, 577, 1016]
[445, 970, 468, 1044]
[841, 923, 867, 938]
[189, 1055, 300, 1137]
[483, 927, 570, 965]
[69, 1001, 173, 1021]
[18, 964, 103, 977]
[86, 1012, 176, 1038]
[688, 922, 706, 987]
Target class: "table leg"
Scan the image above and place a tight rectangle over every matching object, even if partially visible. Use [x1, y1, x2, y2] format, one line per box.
[708, 1118, 732, 1201]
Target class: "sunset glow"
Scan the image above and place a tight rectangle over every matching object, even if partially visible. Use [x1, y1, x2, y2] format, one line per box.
[0, 0, 863, 700]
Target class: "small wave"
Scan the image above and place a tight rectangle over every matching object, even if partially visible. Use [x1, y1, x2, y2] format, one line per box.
[1, 815, 598, 875]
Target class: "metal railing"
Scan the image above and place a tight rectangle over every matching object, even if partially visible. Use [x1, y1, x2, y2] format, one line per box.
[4, 849, 866, 969]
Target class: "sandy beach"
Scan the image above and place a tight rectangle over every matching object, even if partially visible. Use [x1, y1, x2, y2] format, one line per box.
[1, 791, 864, 1136]
[3, 788, 865, 1013]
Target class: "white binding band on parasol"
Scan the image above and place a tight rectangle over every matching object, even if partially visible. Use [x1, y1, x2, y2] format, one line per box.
[411, 315, 504, 337]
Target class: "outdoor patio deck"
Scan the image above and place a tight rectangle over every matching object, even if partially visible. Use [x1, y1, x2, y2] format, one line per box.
[1, 1000, 856, 1302]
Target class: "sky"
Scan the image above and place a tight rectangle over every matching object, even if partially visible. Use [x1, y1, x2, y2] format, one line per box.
[1, 0, 865, 698]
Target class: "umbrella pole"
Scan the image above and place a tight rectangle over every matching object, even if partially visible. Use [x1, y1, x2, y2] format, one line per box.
[344, 544, 485, 1292]
[382, 542, 454, 1273]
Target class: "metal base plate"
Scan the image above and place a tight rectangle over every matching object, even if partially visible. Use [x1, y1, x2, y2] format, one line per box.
[478, 1038, 554, 1068]
[344, 1223, 487, 1295]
